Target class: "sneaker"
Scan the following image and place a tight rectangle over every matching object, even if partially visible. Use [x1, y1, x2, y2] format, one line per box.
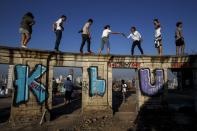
[21, 45, 27, 48]
[88, 50, 94, 54]
[80, 51, 83, 55]
[54, 49, 60, 52]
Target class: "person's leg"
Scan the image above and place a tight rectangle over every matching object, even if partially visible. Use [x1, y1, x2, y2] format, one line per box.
[87, 36, 91, 53]
[54, 30, 62, 51]
[65, 91, 68, 104]
[98, 48, 102, 55]
[176, 46, 179, 55]
[131, 42, 137, 55]
[181, 44, 185, 55]
[21, 34, 26, 47]
[106, 38, 110, 55]
[137, 42, 144, 55]
[99, 38, 105, 55]
[107, 48, 110, 55]
[80, 34, 87, 53]
[160, 41, 163, 55]
[24, 33, 31, 47]
[69, 91, 72, 102]
[158, 41, 162, 55]
[123, 92, 126, 103]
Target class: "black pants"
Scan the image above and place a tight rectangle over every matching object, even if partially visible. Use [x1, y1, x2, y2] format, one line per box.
[131, 41, 144, 55]
[65, 90, 72, 101]
[54, 30, 62, 50]
[80, 34, 91, 52]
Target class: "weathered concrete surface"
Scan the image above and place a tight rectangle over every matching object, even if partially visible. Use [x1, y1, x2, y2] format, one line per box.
[0, 45, 197, 125]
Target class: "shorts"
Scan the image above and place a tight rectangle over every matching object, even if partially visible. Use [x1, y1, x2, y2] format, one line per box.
[100, 37, 110, 50]
[155, 39, 162, 48]
[19, 28, 29, 34]
[176, 38, 185, 46]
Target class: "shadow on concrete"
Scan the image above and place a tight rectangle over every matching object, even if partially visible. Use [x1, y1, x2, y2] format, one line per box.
[50, 89, 82, 121]
[132, 88, 197, 131]
[0, 97, 12, 124]
[50, 98, 81, 121]
[112, 90, 133, 114]
[0, 107, 10, 123]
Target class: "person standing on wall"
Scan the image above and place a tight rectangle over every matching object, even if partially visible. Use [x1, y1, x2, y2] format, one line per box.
[79, 19, 94, 55]
[126, 26, 144, 55]
[19, 12, 35, 48]
[175, 21, 185, 55]
[154, 19, 163, 56]
[53, 15, 67, 52]
[98, 25, 122, 55]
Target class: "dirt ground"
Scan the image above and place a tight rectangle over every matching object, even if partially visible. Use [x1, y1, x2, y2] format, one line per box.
[0, 90, 197, 131]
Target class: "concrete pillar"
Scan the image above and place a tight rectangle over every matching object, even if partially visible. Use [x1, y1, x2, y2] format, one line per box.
[107, 66, 113, 109]
[10, 60, 47, 125]
[81, 62, 112, 113]
[6, 65, 14, 94]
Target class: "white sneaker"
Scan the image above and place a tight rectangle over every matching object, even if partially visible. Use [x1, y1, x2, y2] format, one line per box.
[21, 45, 27, 48]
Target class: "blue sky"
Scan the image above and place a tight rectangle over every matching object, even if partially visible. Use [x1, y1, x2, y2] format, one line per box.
[0, 0, 197, 55]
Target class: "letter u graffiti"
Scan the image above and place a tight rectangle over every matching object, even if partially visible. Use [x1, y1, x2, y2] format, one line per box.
[14, 64, 47, 105]
[139, 68, 164, 96]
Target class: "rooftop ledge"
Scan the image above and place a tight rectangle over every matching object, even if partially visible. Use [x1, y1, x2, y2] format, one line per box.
[0, 45, 196, 58]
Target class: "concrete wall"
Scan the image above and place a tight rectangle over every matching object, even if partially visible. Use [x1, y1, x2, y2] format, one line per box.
[0, 46, 197, 125]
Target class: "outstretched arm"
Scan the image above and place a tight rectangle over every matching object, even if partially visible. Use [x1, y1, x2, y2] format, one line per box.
[111, 32, 122, 34]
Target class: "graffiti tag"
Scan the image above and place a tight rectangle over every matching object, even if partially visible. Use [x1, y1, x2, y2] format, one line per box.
[14, 64, 47, 105]
[139, 68, 164, 96]
[171, 62, 190, 68]
[88, 67, 106, 97]
[108, 62, 141, 68]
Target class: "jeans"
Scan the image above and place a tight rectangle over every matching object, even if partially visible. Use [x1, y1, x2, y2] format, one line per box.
[80, 34, 91, 52]
[131, 41, 144, 55]
[54, 30, 62, 50]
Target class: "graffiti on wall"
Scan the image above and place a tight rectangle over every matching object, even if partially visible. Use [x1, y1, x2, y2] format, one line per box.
[139, 68, 164, 96]
[171, 62, 190, 68]
[108, 62, 141, 68]
[14, 64, 48, 105]
[88, 67, 106, 97]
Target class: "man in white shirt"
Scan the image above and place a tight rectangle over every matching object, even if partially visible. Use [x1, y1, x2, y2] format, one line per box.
[127, 27, 144, 55]
[53, 15, 67, 51]
[121, 80, 127, 103]
[99, 25, 122, 55]
[79, 19, 93, 55]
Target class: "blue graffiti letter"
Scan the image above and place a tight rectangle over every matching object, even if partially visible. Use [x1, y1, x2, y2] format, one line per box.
[15, 64, 47, 104]
[139, 68, 164, 96]
[88, 67, 105, 97]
